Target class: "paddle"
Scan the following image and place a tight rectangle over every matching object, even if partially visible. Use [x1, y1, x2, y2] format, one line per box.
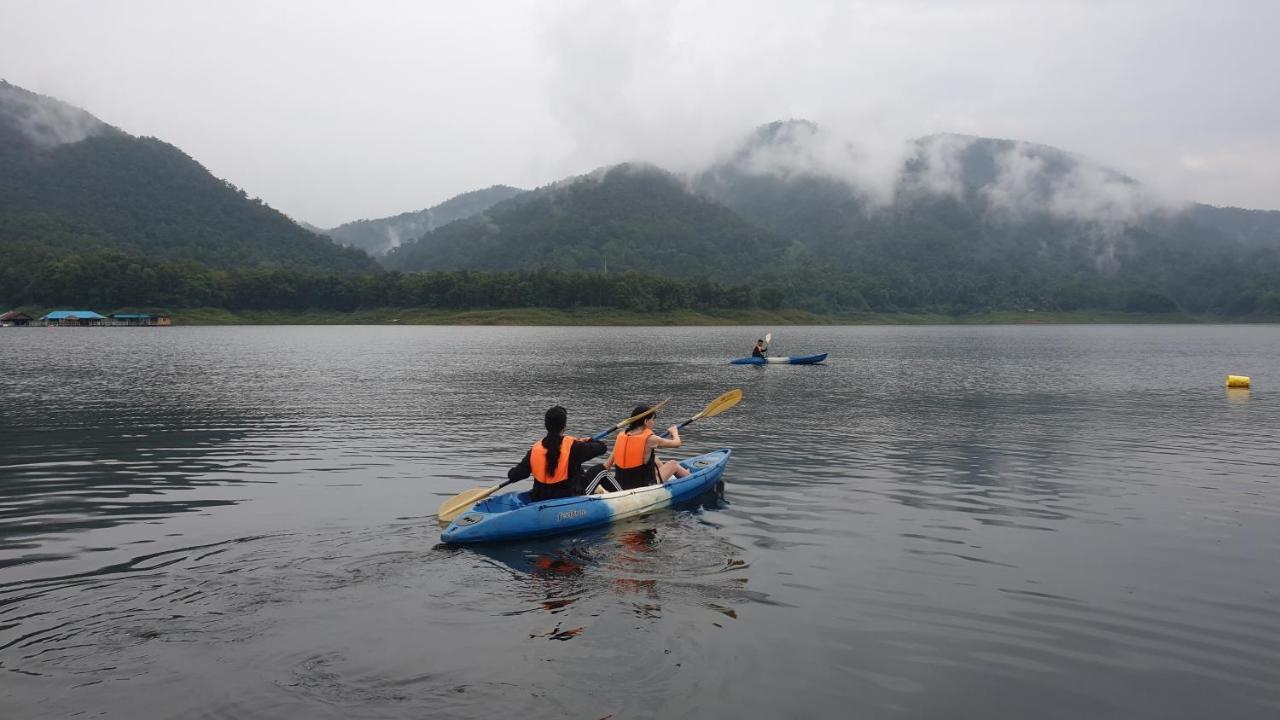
[659, 388, 743, 438]
[589, 398, 670, 441]
[763, 331, 771, 353]
[437, 485, 505, 526]
[437, 400, 672, 525]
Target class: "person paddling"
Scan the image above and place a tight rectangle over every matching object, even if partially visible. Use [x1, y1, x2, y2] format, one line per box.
[508, 406, 607, 500]
[602, 404, 691, 490]
[751, 338, 767, 358]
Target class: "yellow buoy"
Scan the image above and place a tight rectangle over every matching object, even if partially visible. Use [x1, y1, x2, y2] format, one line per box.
[1226, 375, 1251, 389]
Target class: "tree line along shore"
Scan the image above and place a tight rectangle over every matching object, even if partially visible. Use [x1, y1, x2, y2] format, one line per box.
[4, 250, 1280, 325]
[3, 306, 1271, 327]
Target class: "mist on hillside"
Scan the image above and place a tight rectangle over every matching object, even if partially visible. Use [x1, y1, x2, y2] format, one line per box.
[706, 120, 1170, 225]
[0, 80, 111, 148]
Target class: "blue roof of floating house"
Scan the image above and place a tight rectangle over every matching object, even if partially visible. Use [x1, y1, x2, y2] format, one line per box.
[110, 313, 152, 320]
[41, 310, 107, 320]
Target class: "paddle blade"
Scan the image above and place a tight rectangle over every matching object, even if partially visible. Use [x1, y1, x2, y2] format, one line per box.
[438, 485, 501, 525]
[661, 389, 744, 438]
[694, 388, 743, 420]
[764, 332, 772, 345]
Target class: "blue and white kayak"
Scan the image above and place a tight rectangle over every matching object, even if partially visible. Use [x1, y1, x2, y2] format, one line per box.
[440, 449, 731, 544]
[730, 352, 828, 365]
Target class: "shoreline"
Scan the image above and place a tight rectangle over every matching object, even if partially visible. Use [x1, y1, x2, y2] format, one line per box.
[8, 307, 1280, 327]
[143, 307, 1280, 326]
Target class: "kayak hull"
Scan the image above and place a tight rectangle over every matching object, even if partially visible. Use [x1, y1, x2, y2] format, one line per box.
[440, 449, 731, 544]
[730, 352, 828, 365]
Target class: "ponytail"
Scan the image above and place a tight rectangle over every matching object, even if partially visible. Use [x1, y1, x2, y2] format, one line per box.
[543, 405, 568, 469]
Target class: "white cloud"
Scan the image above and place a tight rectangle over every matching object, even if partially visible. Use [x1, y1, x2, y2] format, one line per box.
[904, 134, 978, 201]
[981, 144, 1161, 225]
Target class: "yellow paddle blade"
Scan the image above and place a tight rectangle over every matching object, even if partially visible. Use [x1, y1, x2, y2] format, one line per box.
[438, 485, 502, 525]
[694, 388, 743, 420]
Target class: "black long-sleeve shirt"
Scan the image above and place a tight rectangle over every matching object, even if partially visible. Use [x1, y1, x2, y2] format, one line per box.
[508, 436, 608, 484]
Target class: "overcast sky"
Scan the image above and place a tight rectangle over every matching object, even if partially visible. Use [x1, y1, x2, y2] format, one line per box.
[2, 0, 1277, 226]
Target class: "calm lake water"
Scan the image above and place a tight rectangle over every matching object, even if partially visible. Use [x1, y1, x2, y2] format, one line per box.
[2, 325, 1279, 719]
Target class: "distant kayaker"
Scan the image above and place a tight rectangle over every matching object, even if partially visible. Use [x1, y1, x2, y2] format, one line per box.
[508, 406, 607, 500]
[602, 404, 691, 490]
[751, 338, 767, 358]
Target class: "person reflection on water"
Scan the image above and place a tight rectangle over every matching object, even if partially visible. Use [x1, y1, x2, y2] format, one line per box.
[751, 338, 767, 358]
[602, 405, 691, 490]
[507, 406, 607, 501]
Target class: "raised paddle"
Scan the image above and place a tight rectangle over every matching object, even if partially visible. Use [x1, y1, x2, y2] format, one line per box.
[437, 400, 672, 525]
[658, 388, 743, 438]
[763, 332, 771, 353]
[589, 398, 671, 441]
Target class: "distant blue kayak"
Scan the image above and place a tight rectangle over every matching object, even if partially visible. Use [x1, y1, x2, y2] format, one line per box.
[730, 352, 828, 365]
[440, 449, 731, 544]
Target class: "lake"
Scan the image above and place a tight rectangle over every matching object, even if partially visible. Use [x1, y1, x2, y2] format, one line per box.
[2, 325, 1279, 718]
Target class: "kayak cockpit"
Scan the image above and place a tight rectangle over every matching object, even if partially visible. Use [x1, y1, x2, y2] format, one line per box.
[472, 490, 534, 513]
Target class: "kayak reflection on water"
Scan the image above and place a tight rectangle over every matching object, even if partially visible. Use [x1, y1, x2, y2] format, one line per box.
[468, 524, 718, 606]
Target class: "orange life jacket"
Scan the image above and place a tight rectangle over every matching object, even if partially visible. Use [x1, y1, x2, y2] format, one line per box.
[611, 429, 653, 470]
[530, 436, 576, 484]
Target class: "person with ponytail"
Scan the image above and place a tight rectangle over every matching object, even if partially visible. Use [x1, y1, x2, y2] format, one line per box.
[601, 404, 691, 490]
[507, 406, 608, 500]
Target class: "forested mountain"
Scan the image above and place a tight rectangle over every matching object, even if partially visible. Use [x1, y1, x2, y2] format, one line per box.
[1181, 203, 1280, 249]
[0, 80, 377, 272]
[383, 164, 792, 277]
[324, 185, 525, 257]
[4, 80, 1277, 318]
[378, 125, 1280, 314]
[689, 120, 1280, 313]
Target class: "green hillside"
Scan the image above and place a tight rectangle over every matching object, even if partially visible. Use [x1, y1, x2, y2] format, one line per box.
[383, 164, 793, 277]
[0, 80, 377, 273]
[325, 185, 526, 257]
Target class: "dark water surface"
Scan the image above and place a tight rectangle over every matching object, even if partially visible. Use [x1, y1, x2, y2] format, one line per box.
[2, 325, 1279, 718]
